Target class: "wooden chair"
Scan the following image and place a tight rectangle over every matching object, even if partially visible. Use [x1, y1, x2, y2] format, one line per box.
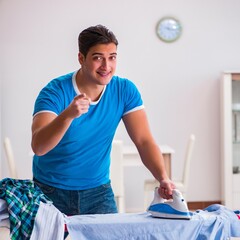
[3, 137, 18, 178]
[110, 140, 125, 213]
[143, 134, 195, 209]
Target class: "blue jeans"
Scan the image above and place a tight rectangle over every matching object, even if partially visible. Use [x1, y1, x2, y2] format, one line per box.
[34, 178, 118, 239]
[33, 178, 118, 215]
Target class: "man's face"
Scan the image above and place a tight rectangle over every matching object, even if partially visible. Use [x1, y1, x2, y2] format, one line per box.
[79, 43, 117, 86]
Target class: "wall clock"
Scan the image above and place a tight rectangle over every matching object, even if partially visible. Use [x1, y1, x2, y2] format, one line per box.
[156, 17, 182, 43]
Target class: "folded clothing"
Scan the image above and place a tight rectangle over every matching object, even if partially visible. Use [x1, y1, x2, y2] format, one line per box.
[0, 178, 52, 240]
[0, 199, 10, 229]
[30, 202, 65, 240]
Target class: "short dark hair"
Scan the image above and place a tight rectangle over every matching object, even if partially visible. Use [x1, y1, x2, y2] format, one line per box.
[78, 25, 118, 57]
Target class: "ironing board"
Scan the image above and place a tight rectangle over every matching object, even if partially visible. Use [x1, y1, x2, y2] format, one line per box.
[1, 202, 240, 240]
[66, 204, 240, 240]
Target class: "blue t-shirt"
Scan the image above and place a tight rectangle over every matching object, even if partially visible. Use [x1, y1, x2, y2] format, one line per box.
[32, 71, 144, 190]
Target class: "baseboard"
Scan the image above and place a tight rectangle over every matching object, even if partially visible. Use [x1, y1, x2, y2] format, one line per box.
[187, 201, 222, 210]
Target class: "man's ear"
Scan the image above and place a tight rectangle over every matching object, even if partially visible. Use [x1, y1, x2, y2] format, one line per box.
[78, 52, 85, 65]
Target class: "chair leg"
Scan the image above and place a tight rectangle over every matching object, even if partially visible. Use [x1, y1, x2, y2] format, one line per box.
[143, 180, 159, 210]
[144, 192, 149, 211]
[115, 196, 125, 213]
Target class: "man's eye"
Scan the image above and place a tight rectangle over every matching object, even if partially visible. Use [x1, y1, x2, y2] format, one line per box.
[94, 56, 103, 61]
[110, 56, 117, 61]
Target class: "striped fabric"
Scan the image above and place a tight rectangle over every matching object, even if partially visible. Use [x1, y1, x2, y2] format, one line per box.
[30, 202, 65, 240]
[0, 178, 51, 240]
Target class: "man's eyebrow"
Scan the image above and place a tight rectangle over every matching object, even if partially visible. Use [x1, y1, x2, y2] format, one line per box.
[91, 52, 117, 56]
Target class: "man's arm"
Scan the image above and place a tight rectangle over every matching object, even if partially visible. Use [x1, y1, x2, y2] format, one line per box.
[31, 93, 90, 156]
[122, 109, 175, 199]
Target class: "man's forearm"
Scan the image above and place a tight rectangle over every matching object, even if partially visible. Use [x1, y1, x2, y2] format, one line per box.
[32, 112, 73, 156]
[137, 142, 169, 182]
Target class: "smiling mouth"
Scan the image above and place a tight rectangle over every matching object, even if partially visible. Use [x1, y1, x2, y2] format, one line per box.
[97, 71, 111, 77]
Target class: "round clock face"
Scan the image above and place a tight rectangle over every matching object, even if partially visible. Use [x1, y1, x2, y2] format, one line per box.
[156, 17, 182, 43]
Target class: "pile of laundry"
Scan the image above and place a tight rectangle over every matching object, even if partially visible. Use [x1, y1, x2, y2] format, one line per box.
[0, 178, 64, 240]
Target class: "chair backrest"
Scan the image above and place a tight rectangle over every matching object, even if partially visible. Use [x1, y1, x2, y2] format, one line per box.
[3, 137, 18, 178]
[110, 140, 125, 213]
[110, 140, 124, 196]
[182, 134, 195, 188]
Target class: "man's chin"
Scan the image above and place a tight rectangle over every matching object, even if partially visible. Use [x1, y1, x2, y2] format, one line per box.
[98, 76, 113, 85]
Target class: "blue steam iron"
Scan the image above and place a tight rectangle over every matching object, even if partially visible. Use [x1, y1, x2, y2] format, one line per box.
[147, 188, 192, 220]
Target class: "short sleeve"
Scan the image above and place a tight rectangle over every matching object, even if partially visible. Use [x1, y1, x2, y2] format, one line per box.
[33, 80, 65, 117]
[122, 80, 144, 115]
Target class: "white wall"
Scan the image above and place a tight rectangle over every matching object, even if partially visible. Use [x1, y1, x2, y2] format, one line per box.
[1, 0, 240, 205]
[0, 54, 2, 179]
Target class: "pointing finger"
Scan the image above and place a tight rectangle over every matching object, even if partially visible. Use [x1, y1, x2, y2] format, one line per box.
[75, 93, 91, 103]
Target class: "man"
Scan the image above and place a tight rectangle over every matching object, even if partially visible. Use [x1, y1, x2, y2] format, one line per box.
[31, 25, 175, 217]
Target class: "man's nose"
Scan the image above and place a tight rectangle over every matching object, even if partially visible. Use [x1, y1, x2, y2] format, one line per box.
[101, 59, 108, 68]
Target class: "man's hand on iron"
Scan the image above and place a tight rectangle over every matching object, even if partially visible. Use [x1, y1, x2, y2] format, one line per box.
[158, 179, 176, 199]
